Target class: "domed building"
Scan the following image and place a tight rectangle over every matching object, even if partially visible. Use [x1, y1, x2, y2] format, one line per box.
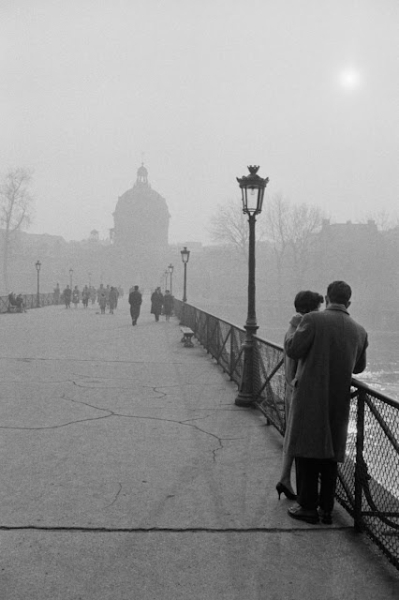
[110, 164, 171, 288]
[113, 164, 170, 250]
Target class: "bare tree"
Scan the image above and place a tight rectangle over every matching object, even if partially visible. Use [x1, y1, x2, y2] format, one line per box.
[263, 194, 292, 312]
[263, 194, 325, 318]
[209, 199, 250, 258]
[0, 168, 34, 292]
[287, 202, 325, 288]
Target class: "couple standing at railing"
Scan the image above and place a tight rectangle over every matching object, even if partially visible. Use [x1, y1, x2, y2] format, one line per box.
[276, 280, 368, 525]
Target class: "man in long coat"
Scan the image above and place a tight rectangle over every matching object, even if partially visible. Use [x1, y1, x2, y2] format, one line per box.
[129, 285, 142, 326]
[284, 280, 368, 524]
[150, 287, 163, 322]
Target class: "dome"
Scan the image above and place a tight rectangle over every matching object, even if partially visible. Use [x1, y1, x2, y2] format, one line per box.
[112, 165, 170, 251]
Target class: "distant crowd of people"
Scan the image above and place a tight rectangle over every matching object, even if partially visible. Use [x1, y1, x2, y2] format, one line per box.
[52, 282, 175, 326]
[54, 283, 124, 314]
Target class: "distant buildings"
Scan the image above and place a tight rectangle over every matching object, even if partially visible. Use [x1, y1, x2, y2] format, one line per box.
[0, 164, 173, 294]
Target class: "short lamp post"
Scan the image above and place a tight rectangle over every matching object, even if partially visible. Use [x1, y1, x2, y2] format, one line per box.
[69, 268, 73, 289]
[168, 263, 174, 295]
[235, 166, 269, 407]
[180, 246, 190, 303]
[35, 260, 41, 308]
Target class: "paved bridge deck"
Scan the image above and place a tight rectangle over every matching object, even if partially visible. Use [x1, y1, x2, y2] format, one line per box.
[0, 299, 398, 599]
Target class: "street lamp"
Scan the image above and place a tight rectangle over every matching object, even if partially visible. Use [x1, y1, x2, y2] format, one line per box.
[180, 246, 190, 302]
[168, 263, 174, 295]
[164, 270, 169, 293]
[235, 165, 269, 407]
[69, 268, 73, 289]
[35, 260, 41, 308]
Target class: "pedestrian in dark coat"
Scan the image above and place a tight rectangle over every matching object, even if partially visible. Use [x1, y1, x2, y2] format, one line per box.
[129, 285, 142, 326]
[63, 285, 72, 309]
[150, 287, 163, 322]
[284, 281, 368, 525]
[163, 290, 174, 321]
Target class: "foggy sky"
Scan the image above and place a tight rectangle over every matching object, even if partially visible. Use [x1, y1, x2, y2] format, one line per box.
[1, 0, 398, 243]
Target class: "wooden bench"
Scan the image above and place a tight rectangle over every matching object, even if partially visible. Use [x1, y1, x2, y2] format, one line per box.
[180, 326, 194, 348]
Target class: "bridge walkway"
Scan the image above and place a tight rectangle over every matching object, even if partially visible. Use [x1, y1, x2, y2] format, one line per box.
[0, 299, 398, 599]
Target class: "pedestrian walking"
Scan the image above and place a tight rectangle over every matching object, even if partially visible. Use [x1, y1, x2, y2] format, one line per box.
[98, 285, 107, 315]
[163, 290, 174, 321]
[63, 285, 72, 309]
[82, 285, 90, 308]
[284, 281, 368, 525]
[129, 285, 142, 326]
[109, 286, 118, 314]
[150, 287, 163, 322]
[72, 286, 80, 308]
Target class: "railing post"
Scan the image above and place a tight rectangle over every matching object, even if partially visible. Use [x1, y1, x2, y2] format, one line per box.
[229, 326, 234, 380]
[354, 388, 366, 531]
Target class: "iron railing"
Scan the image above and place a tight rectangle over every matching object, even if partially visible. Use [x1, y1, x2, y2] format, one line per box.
[0, 293, 55, 313]
[175, 299, 399, 570]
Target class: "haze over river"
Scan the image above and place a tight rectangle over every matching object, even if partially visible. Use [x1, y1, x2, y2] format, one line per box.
[195, 300, 399, 402]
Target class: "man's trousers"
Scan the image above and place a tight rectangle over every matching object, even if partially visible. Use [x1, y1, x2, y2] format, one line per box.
[295, 457, 338, 512]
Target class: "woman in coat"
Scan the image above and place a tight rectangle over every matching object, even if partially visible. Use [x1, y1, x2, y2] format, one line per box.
[150, 287, 163, 322]
[276, 291, 323, 501]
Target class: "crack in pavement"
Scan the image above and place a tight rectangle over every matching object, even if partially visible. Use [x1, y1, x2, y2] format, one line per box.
[102, 483, 123, 509]
[0, 525, 351, 533]
[0, 394, 234, 461]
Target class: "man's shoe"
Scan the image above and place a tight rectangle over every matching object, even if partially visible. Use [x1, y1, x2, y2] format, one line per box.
[319, 510, 333, 525]
[288, 504, 319, 524]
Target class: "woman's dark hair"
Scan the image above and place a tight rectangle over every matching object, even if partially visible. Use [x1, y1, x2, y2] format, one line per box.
[294, 290, 324, 314]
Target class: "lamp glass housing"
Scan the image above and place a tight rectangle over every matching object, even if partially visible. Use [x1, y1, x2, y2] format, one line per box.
[237, 166, 269, 216]
[35, 260, 41, 272]
[181, 247, 190, 264]
[168, 264, 174, 274]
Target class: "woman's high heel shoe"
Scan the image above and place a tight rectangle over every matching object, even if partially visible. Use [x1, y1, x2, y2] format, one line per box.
[276, 482, 297, 500]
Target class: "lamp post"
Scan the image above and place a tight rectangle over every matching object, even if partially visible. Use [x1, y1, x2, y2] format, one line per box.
[168, 263, 174, 295]
[69, 268, 73, 289]
[180, 246, 190, 302]
[164, 270, 169, 293]
[35, 260, 41, 308]
[235, 166, 269, 407]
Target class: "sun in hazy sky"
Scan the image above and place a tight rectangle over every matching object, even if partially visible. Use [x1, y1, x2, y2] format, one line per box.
[339, 67, 362, 90]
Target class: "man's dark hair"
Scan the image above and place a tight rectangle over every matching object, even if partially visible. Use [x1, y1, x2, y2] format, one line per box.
[294, 290, 324, 314]
[134, 285, 139, 290]
[327, 280, 352, 305]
